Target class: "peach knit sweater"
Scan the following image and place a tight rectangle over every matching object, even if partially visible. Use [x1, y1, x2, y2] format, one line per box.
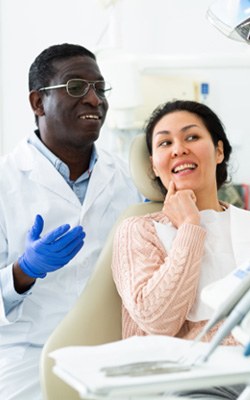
[111, 211, 237, 345]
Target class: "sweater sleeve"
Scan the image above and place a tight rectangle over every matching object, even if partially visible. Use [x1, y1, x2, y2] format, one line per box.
[112, 215, 206, 336]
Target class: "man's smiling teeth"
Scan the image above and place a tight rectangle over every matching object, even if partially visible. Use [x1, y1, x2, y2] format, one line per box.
[173, 163, 196, 173]
[80, 114, 100, 120]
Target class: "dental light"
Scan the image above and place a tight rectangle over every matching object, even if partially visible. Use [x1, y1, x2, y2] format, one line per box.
[207, 0, 250, 43]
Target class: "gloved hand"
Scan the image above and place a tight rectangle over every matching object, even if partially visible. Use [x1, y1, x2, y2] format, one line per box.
[18, 214, 85, 279]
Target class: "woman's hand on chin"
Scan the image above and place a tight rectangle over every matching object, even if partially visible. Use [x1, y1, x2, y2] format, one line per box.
[163, 180, 200, 228]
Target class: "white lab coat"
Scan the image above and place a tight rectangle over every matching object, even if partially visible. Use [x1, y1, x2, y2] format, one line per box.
[0, 135, 143, 399]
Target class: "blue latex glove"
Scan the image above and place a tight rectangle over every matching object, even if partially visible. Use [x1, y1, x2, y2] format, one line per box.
[18, 215, 85, 278]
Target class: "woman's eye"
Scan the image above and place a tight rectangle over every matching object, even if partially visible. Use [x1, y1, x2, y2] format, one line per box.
[159, 140, 171, 147]
[186, 135, 199, 141]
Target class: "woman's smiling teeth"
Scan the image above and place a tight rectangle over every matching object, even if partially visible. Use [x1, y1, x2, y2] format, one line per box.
[80, 114, 100, 120]
[172, 163, 197, 173]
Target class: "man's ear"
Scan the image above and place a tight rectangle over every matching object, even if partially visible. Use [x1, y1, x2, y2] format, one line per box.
[216, 140, 224, 165]
[29, 90, 45, 116]
[150, 155, 159, 177]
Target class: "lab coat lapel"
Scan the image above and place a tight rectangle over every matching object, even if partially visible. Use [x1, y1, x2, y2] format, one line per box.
[81, 151, 115, 215]
[230, 205, 250, 266]
[14, 141, 80, 207]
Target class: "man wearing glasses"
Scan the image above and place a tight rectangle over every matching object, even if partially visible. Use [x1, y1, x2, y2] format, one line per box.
[0, 43, 142, 399]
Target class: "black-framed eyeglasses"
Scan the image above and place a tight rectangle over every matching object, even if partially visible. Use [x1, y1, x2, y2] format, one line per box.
[38, 79, 112, 99]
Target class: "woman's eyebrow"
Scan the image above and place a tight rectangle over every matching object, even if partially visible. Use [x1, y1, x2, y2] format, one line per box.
[181, 124, 199, 132]
[154, 130, 170, 136]
[155, 124, 199, 136]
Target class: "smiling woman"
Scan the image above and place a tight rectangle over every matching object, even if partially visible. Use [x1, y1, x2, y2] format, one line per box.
[150, 110, 224, 211]
[145, 100, 232, 200]
[111, 99, 250, 400]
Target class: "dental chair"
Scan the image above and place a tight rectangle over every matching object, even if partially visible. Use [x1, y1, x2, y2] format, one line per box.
[40, 133, 164, 400]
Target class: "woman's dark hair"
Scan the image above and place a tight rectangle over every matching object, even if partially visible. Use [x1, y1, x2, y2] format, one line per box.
[144, 100, 232, 193]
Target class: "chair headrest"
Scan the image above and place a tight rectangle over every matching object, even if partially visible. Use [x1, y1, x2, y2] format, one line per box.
[129, 134, 165, 202]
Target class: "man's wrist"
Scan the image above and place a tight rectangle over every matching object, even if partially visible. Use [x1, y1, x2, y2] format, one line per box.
[12, 261, 36, 294]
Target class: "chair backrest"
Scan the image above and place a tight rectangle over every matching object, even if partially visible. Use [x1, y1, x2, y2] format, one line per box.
[40, 134, 164, 400]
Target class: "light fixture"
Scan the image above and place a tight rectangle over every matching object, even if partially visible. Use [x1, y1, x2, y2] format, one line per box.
[207, 0, 250, 43]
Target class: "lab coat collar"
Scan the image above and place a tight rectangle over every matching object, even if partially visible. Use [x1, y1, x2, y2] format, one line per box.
[80, 149, 116, 215]
[12, 137, 116, 209]
[26, 142, 82, 206]
[12, 136, 36, 171]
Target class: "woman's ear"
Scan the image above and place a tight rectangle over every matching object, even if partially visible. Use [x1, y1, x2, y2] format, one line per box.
[150, 155, 159, 177]
[216, 140, 224, 165]
[29, 90, 45, 116]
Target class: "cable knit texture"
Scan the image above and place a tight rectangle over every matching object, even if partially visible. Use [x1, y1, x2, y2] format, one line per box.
[111, 211, 238, 345]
